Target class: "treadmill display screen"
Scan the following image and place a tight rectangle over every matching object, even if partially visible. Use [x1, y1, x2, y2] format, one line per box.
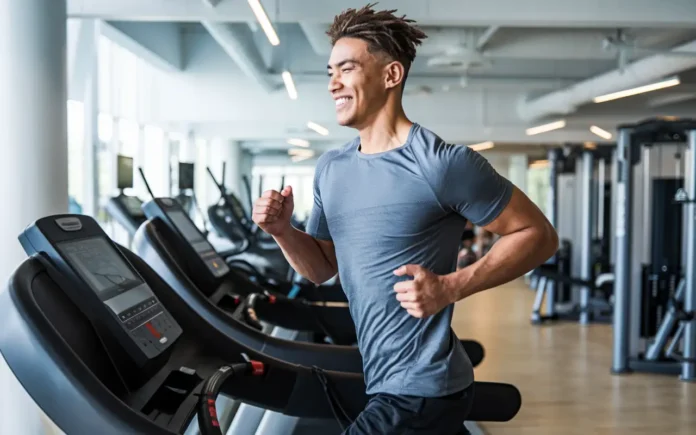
[117, 155, 134, 189]
[179, 163, 194, 190]
[121, 196, 145, 217]
[168, 210, 204, 244]
[59, 237, 141, 295]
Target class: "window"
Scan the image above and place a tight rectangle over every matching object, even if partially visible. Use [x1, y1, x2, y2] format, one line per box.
[143, 125, 167, 197]
[96, 113, 115, 220]
[193, 138, 208, 227]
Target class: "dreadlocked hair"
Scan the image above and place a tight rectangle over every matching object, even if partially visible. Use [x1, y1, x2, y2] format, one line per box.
[326, 3, 427, 86]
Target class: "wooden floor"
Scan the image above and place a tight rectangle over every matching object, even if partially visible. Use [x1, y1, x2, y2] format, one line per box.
[451, 278, 696, 435]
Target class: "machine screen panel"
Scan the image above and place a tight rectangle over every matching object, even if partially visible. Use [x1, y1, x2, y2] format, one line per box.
[179, 163, 194, 190]
[168, 210, 205, 244]
[59, 237, 141, 295]
[117, 155, 134, 189]
[122, 196, 145, 217]
[229, 195, 247, 222]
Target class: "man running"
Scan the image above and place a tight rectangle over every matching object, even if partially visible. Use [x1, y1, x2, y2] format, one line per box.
[252, 4, 558, 434]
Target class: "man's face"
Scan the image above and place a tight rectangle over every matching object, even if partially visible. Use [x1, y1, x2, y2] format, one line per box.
[327, 37, 391, 128]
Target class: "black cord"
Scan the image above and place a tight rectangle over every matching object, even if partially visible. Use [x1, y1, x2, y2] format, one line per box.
[311, 366, 353, 430]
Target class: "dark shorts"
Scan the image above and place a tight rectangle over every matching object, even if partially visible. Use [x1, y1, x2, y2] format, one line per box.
[342, 383, 474, 435]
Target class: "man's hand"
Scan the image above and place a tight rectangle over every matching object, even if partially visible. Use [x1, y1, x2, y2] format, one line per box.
[252, 186, 295, 236]
[393, 264, 454, 318]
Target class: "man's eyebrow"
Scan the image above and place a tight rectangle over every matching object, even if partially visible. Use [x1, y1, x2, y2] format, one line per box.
[327, 59, 360, 69]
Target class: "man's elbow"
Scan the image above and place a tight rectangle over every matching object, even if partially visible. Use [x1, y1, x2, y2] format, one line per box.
[308, 267, 338, 286]
[541, 222, 559, 261]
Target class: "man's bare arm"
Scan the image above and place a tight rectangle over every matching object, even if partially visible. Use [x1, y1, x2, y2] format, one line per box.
[444, 186, 558, 300]
[273, 227, 338, 285]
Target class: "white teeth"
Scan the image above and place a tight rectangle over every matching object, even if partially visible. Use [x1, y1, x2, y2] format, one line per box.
[335, 97, 351, 107]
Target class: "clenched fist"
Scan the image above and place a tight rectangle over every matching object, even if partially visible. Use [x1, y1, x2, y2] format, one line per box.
[393, 264, 455, 318]
[252, 186, 295, 236]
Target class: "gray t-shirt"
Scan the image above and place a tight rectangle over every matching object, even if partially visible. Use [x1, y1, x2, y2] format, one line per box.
[306, 123, 513, 397]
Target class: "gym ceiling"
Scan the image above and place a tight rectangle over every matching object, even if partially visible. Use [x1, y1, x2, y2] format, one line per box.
[68, 0, 696, 158]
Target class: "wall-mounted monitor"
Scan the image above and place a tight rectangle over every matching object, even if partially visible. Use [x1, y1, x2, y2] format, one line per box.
[117, 155, 134, 190]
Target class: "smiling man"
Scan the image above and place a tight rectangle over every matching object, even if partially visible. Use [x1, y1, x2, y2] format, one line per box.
[252, 4, 558, 434]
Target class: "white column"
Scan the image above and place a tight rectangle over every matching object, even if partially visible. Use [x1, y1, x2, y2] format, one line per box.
[82, 19, 100, 217]
[223, 140, 243, 199]
[0, 1, 68, 434]
[508, 153, 529, 193]
[180, 130, 197, 163]
[208, 138, 243, 198]
[0, 0, 68, 287]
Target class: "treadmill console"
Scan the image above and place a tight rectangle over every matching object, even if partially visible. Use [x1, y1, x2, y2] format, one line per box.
[19, 215, 183, 367]
[143, 198, 230, 279]
[120, 195, 146, 218]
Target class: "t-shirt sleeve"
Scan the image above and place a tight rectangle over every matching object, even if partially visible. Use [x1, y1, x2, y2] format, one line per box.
[305, 163, 332, 241]
[431, 145, 514, 226]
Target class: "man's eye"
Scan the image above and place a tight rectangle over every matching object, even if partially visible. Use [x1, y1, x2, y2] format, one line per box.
[342, 68, 353, 73]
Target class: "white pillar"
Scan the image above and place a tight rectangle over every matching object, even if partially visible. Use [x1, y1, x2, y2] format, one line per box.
[0, 0, 68, 287]
[209, 138, 243, 199]
[180, 130, 197, 163]
[508, 153, 529, 193]
[0, 1, 67, 434]
[82, 19, 100, 217]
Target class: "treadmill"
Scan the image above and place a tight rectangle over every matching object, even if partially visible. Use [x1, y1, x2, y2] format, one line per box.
[105, 155, 147, 238]
[0, 214, 522, 434]
[206, 165, 293, 281]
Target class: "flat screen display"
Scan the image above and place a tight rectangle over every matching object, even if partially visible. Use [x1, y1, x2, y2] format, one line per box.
[117, 156, 134, 189]
[179, 163, 194, 190]
[228, 195, 247, 221]
[59, 237, 141, 295]
[121, 196, 145, 218]
[168, 210, 205, 244]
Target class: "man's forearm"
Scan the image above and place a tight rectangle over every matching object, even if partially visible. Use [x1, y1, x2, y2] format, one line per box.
[273, 227, 337, 284]
[445, 225, 558, 301]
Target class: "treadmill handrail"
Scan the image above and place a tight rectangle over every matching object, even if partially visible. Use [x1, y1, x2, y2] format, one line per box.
[133, 220, 365, 373]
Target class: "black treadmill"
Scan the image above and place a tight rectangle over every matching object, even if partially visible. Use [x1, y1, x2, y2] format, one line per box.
[206, 166, 293, 281]
[0, 214, 522, 434]
[134, 196, 487, 370]
[105, 155, 147, 237]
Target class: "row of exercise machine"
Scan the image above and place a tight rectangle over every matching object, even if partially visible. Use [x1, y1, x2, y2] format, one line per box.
[529, 117, 696, 381]
[0, 161, 522, 432]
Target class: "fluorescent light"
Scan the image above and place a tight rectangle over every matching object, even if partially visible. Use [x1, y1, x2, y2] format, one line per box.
[287, 138, 310, 147]
[288, 148, 314, 157]
[529, 159, 550, 168]
[282, 71, 298, 100]
[590, 125, 613, 140]
[468, 141, 494, 151]
[247, 0, 280, 46]
[525, 120, 566, 136]
[307, 121, 329, 136]
[593, 76, 680, 103]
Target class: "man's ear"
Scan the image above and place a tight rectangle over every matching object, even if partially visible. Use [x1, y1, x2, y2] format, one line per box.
[384, 61, 405, 90]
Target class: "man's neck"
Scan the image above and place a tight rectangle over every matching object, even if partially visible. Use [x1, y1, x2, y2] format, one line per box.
[358, 110, 413, 155]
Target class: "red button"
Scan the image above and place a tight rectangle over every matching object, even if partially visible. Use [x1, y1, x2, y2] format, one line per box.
[145, 322, 161, 339]
[250, 361, 265, 376]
